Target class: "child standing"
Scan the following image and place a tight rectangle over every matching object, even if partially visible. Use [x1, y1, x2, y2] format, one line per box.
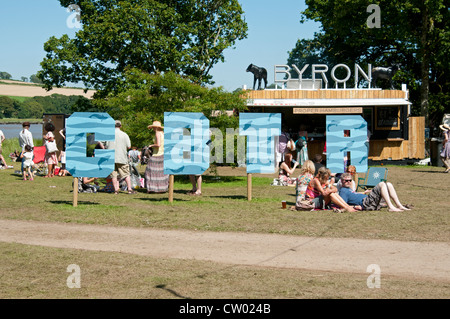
[20, 145, 34, 181]
[44, 123, 58, 178]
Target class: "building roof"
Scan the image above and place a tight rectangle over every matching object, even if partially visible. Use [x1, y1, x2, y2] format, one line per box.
[244, 89, 411, 107]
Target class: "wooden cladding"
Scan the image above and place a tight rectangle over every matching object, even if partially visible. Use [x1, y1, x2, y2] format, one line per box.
[243, 89, 406, 100]
[368, 117, 425, 160]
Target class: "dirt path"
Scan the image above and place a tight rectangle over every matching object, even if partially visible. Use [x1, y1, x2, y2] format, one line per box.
[0, 219, 448, 282]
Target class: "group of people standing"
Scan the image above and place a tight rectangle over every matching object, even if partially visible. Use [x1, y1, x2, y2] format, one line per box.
[12, 119, 199, 196]
[95, 120, 169, 195]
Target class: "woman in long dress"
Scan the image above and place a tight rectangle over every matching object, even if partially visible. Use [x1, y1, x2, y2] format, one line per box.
[145, 121, 169, 193]
[296, 126, 309, 166]
[440, 124, 450, 173]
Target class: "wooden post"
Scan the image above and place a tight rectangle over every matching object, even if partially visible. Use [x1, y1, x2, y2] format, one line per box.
[73, 177, 78, 207]
[247, 173, 252, 201]
[168, 175, 174, 203]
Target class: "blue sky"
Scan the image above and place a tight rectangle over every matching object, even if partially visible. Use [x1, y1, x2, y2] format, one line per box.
[0, 0, 320, 92]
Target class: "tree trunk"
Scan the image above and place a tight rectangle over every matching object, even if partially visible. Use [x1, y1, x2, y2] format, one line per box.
[420, 5, 430, 127]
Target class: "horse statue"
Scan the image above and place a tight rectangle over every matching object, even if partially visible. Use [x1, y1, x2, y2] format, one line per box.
[246, 64, 268, 90]
[371, 64, 400, 89]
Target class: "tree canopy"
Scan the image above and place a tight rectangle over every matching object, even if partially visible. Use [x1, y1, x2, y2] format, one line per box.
[0, 72, 12, 80]
[91, 68, 247, 147]
[39, 0, 248, 98]
[289, 0, 450, 129]
[0, 94, 91, 119]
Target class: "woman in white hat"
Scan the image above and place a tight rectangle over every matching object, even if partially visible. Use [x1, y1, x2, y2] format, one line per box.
[439, 124, 450, 173]
[144, 120, 169, 193]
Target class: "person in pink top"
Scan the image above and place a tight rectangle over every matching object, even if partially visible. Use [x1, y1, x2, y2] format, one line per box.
[43, 123, 58, 178]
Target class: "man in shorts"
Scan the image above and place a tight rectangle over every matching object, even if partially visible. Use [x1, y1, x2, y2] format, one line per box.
[100, 120, 136, 194]
[338, 172, 410, 212]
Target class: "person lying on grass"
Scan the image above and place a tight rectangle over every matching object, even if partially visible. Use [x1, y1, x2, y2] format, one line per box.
[338, 172, 411, 212]
[296, 166, 358, 213]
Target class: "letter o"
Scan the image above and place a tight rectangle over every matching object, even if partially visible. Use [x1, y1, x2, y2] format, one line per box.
[331, 64, 351, 84]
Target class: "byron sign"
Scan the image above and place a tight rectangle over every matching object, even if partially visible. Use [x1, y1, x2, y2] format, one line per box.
[274, 63, 372, 89]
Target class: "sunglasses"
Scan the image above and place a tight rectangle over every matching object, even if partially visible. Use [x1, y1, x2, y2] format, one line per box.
[342, 179, 353, 182]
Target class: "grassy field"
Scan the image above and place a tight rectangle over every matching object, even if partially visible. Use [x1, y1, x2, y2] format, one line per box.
[0, 118, 42, 124]
[0, 157, 449, 299]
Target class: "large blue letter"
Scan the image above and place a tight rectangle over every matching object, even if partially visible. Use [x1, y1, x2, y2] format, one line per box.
[239, 113, 281, 173]
[326, 115, 368, 173]
[66, 112, 115, 178]
[164, 112, 210, 175]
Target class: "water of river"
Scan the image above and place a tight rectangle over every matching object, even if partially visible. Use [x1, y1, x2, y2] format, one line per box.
[0, 123, 43, 140]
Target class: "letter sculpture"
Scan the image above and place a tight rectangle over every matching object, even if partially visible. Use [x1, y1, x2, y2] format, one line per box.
[66, 112, 115, 178]
[326, 115, 368, 174]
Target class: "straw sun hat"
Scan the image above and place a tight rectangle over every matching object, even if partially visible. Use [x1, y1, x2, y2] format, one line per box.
[439, 123, 450, 131]
[147, 120, 164, 130]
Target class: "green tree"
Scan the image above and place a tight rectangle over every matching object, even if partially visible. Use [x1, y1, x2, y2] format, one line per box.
[29, 74, 43, 84]
[0, 71, 12, 80]
[293, 0, 450, 128]
[94, 69, 247, 147]
[0, 96, 17, 118]
[17, 100, 45, 119]
[38, 0, 248, 98]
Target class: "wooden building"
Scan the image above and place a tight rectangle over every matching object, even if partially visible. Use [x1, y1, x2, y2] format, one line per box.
[243, 87, 425, 161]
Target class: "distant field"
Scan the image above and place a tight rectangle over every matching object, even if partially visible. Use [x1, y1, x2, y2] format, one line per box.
[0, 79, 95, 98]
[0, 118, 41, 124]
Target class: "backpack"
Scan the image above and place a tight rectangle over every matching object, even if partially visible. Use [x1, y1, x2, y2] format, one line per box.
[295, 199, 315, 211]
[296, 137, 306, 151]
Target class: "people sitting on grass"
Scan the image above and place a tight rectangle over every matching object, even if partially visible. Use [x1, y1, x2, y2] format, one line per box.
[338, 172, 411, 212]
[295, 160, 315, 204]
[312, 153, 325, 177]
[303, 166, 357, 213]
[336, 165, 357, 192]
[278, 153, 298, 186]
[77, 177, 100, 193]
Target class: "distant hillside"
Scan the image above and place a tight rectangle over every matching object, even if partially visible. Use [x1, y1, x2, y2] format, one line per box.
[0, 80, 95, 99]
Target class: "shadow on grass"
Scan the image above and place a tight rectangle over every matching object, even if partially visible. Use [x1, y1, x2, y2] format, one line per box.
[138, 197, 189, 203]
[209, 195, 247, 200]
[155, 284, 190, 299]
[49, 200, 100, 206]
[411, 170, 448, 174]
[173, 175, 245, 185]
